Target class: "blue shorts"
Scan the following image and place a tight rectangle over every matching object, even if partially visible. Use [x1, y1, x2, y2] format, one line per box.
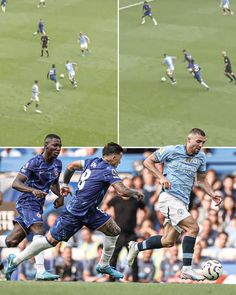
[50, 75, 57, 82]
[14, 207, 43, 235]
[144, 11, 152, 17]
[50, 207, 110, 242]
[194, 72, 201, 82]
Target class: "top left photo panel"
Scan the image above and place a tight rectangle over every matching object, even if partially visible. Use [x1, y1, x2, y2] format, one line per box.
[0, 0, 118, 146]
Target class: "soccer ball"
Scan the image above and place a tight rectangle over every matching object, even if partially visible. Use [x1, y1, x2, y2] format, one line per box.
[60, 74, 65, 79]
[202, 260, 223, 280]
[161, 77, 166, 82]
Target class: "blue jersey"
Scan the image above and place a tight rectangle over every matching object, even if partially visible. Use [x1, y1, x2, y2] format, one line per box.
[1, 0, 6, 5]
[221, 0, 229, 6]
[80, 34, 88, 45]
[153, 145, 206, 205]
[49, 68, 56, 77]
[66, 157, 121, 216]
[38, 21, 44, 30]
[16, 154, 62, 210]
[143, 3, 151, 13]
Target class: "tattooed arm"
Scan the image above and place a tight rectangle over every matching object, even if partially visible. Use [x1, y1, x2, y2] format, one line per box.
[112, 181, 144, 200]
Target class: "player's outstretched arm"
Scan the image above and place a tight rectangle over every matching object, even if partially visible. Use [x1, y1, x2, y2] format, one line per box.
[196, 173, 222, 206]
[12, 173, 47, 198]
[112, 181, 144, 200]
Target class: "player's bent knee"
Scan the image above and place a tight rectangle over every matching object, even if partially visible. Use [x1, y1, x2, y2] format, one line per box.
[5, 238, 19, 248]
[161, 238, 175, 248]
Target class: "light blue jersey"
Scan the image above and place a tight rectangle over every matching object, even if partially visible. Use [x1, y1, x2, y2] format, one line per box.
[221, 0, 229, 6]
[163, 56, 175, 70]
[153, 145, 206, 205]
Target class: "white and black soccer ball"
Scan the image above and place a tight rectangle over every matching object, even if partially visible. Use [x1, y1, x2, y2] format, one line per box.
[202, 260, 223, 280]
[60, 73, 65, 79]
[161, 77, 166, 82]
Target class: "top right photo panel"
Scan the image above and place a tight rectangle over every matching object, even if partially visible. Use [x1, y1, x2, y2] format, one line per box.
[119, 0, 236, 146]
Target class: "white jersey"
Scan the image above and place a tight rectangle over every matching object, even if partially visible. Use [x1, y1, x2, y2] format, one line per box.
[65, 63, 75, 76]
[32, 84, 39, 97]
[163, 56, 175, 71]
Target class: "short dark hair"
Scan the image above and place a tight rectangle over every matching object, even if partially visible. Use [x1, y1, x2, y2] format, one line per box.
[102, 142, 123, 156]
[44, 134, 61, 143]
[189, 128, 206, 137]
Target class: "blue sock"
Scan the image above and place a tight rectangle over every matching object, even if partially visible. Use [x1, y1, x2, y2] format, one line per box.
[138, 235, 163, 251]
[182, 236, 196, 266]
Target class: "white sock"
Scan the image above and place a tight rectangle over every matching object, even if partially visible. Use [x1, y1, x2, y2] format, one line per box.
[0, 236, 7, 247]
[33, 235, 46, 274]
[56, 82, 60, 91]
[13, 236, 52, 266]
[182, 265, 192, 271]
[99, 235, 118, 267]
[201, 81, 209, 88]
[153, 18, 157, 25]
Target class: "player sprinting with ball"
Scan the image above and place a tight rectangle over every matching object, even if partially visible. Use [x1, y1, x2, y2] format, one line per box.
[127, 128, 222, 281]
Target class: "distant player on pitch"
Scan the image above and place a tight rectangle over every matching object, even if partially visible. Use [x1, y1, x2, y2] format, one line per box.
[141, 1, 158, 25]
[189, 60, 209, 90]
[24, 80, 42, 113]
[37, 0, 46, 8]
[182, 49, 194, 73]
[47, 64, 61, 91]
[220, 0, 234, 15]
[79, 32, 90, 56]
[1, 0, 7, 12]
[222, 51, 236, 83]
[41, 33, 49, 57]
[65, 60, 78, 88]
[34, 19, 46, 36]
[162, 54, 177, 84]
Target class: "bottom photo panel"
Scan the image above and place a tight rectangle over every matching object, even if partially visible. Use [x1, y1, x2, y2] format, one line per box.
[0, 143, 236, 290]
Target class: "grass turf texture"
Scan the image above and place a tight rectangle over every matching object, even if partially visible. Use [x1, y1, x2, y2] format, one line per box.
[0, 282, 236, 295]
[0, 0, 117, 146]
[119, 0, 236, 146]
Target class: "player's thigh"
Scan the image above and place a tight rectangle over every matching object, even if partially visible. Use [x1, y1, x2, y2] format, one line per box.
[50, 210, 83, 242]
[83, 207, 116, 235]
[178, 214, 199, 236]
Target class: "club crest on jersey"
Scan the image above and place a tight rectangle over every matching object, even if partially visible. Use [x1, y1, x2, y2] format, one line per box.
[36, 212, 42, 218]
[91, 162, 97, 168]
[112, 169, 119, 178]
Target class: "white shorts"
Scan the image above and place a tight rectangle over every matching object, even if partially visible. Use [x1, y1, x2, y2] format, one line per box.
[80, 43, 88, 50]
[31, 95, 39, 102]
[156, 192, 190, 233]
[223, 4, 229, 9]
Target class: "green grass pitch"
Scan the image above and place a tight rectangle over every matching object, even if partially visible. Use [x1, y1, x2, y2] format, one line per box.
[0, 0, 117, 146]
[119, 0, 236, 146]
[0, 281, 236, 295]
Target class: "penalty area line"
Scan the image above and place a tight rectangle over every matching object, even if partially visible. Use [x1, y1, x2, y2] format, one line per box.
[119, 0, 154, 11]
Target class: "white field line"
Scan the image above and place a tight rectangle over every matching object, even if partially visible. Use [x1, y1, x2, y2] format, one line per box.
[119, 0, 154, 11]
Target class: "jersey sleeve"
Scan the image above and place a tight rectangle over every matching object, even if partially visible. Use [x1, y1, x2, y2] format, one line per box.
[153, 146, 175, 163]
[104, 167, 122, 185]
[198, 153, 207, 174]
[19, 158, 36, 179]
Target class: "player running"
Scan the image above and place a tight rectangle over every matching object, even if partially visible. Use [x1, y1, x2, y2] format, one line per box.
[189, 60, 209, 90]
[47, 64, 61, 91]
[24, 80, 42, 113]
[5, 143, 144, 281]
[141, 1, 158, 26]
[0, 134, 63, 281]
[127, 128, 222, 281]
[37, 0, 46, 8]
[1, 0, 7, 12]
[79, 32, 90, 56]
[182, 49, 194, 73]
[65, 60, 78, 88]
[162, 54, 177, 84]
[220, 0, 234, 15]
[222, 51, 236, 83]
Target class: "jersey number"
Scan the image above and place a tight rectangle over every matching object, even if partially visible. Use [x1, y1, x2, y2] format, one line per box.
[78, 169, 91, 190]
